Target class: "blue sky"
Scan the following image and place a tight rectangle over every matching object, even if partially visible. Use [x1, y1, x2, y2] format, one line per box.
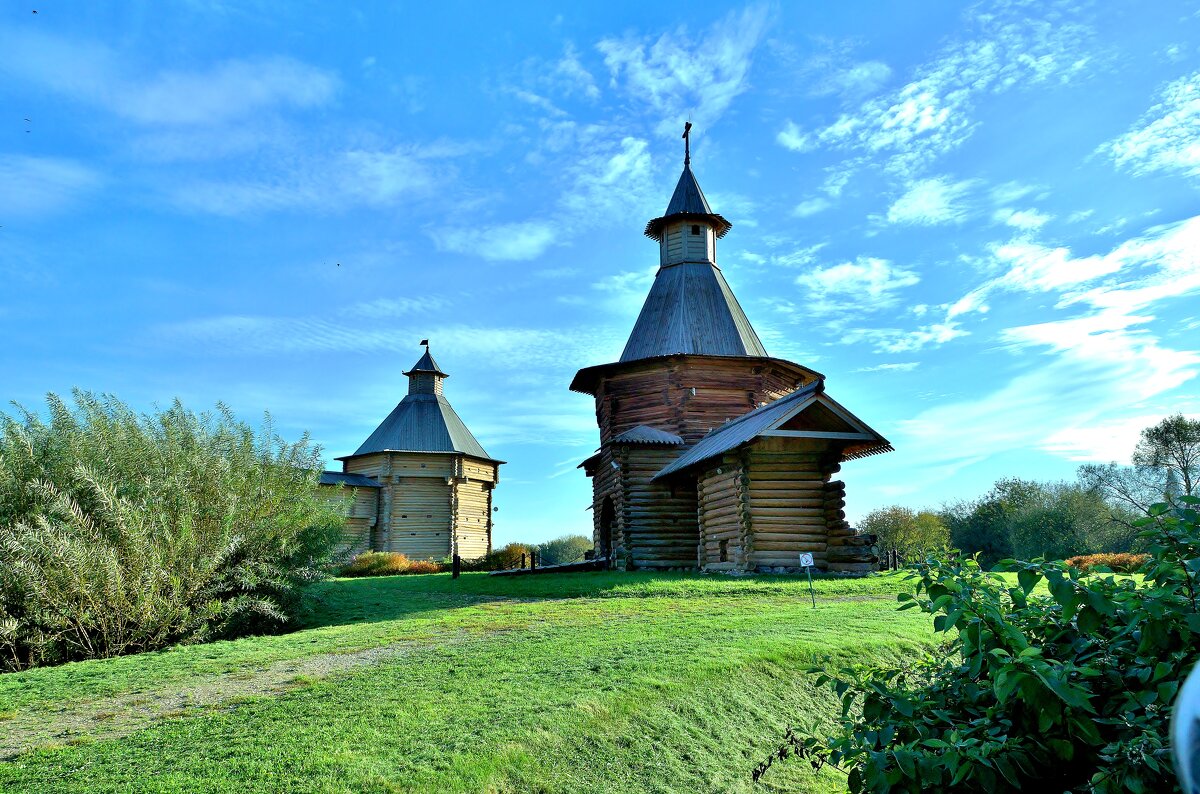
[2, 2, 1199, 544]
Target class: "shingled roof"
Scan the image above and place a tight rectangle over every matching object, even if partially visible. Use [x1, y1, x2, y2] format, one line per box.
[644, 165, 732, 241]
[619, 262, 768, 361]
[653, 381, 892, 480]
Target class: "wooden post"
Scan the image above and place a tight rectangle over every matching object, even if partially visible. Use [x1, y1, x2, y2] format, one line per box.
[531, 551, 538, 572]
[520, 552, 526, 570]
[452, 554, 460, 579]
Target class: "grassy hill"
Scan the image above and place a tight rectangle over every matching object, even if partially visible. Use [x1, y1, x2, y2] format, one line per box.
[0, 572, 932, 793]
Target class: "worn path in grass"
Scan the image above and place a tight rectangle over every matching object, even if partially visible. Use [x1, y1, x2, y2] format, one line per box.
[0, 572, 933, 793]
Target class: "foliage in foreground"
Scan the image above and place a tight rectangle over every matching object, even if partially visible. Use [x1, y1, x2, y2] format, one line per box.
[757, 498, 1200, 793]
[0, 391, 345, 671]
[1066, 552, 1150, 574]
[340, 552, 441, 577]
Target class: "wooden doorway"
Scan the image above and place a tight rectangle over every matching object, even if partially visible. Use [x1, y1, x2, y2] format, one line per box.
[599, 496, 615, 560]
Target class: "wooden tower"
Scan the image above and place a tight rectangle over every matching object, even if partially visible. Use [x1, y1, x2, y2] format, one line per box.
[571, 130, 891, 573]
[321, 346, 502, 560]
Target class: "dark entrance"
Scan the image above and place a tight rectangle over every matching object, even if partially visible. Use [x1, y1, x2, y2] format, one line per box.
[599, 496, 615, 561]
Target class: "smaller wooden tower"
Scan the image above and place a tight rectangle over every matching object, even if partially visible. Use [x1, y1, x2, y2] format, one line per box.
[321, 345, 503, 560]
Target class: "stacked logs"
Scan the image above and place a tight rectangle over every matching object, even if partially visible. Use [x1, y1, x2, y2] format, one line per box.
[743, 450, 831, 570]
[620, 446, 700, 570]
[697, 459, 745, 571]
[823, 477, 879, 573]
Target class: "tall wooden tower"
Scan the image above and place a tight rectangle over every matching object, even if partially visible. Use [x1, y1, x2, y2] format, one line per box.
[571, 130, 891, 573]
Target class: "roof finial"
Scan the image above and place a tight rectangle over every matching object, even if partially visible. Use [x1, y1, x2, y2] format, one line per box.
[420, 338, 429, 349]
[682, 121, 692, 167]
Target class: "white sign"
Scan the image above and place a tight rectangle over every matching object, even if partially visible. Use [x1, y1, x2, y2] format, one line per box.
[798, 552, 814, 568]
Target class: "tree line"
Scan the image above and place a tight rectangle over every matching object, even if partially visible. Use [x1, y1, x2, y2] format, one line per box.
[862, 414, 1200, 568]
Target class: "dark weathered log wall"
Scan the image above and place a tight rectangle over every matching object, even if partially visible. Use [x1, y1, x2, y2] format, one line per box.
[618, 446, 699, 569]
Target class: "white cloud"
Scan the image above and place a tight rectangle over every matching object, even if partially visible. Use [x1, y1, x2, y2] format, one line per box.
[793, 197, 832, 217]
[796, 257, 920, 313]
[777, 120, 814, 152]
[820, 61, 892, 100]
[993, 207, 1052, 230]
[0, 30, 337, 126]
[1102, 70, 1200, 180]
[854, 362, 920, 373]
[0, 156, 102, 216]
[433, 221, 557, 262]
[844, 322, 968, 354]
[776, 7, 1093, 174]
[597, 5, 770, 134]
[886, 177, 974, 225]
[555, 43, 601, 100]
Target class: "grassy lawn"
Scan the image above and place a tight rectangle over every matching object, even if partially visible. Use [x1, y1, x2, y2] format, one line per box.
[0, 571, 933, 793]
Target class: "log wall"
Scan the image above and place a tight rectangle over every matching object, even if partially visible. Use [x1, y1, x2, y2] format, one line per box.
[743, 448, 834, 570]
[452, 479, 492, 560]
[594, 358, 806, 447]
[317, 483, 378, 556]
[386, 475, 452, 559]
[618, 446, 699, 569]
[697, 455, 750, 571]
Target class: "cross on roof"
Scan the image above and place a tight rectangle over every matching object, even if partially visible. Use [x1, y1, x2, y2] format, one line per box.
[682, 121, 692, 166]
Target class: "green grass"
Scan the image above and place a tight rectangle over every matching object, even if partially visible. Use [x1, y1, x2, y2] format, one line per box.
[0, 571, 934, 793]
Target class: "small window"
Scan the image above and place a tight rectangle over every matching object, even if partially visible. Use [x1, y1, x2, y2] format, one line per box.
[719, 539, 729, 562]
[691, 224, 701, 235]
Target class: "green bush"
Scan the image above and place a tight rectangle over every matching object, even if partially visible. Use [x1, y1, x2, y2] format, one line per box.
[458, 542, 532, 572]
[756, 497, 1200, 793]
[537, 534, 593, 566]
[0, 391, 346, 671]
[340, 552, 442, 577]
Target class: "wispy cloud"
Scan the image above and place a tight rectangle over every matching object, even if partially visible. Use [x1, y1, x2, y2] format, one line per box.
[0, 156, 102, 216]
[993, 208, 1052, 231]
[598, 5, 771, 134]
[776, 6, 1093, 175]
[1101, 70, 1200, 180]
[0, 30, 338, 126]
[796, 256, 920, 314]
[886, 177, 975, 225]
[432, 221, 557, 262]
[854, 361, 920, 373]
[793, 197, 832, 217]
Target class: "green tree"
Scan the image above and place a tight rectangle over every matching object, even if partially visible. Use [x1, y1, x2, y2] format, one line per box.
[859, 506, 948, 561]
[536, 534, 593, 565]
[1132, 413, 1200, 497]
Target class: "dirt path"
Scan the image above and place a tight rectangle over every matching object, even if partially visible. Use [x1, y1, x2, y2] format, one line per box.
[0, 589, 557, 763]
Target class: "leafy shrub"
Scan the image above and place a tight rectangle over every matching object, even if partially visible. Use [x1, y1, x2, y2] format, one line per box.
[341, 552, 431, 577]
[537, 534, 593, 566]
[458, 542, 532, 572]
[756, 498, 1200, 793]
[0, 391, 346, 671]
[1066, 552, 1150, 574]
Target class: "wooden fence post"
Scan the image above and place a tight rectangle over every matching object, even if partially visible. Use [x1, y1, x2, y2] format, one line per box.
[452, 554, 460, 579]
[520, 552, 526, 570]
[531, 551, 537, 572]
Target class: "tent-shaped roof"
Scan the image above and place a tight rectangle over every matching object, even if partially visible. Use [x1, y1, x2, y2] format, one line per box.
[644, 165, 732, 241]
[405, 348, 446, 376]
[344, 393, 497, 461]
[620, 262, 768, 361]
[653, 381, 892, 480]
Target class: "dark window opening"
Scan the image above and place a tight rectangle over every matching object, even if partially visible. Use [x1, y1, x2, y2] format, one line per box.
[719, 539, 729, 562]
[690, 224, 701, 235]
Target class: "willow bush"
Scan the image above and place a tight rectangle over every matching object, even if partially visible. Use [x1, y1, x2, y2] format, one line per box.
[0, 391, 346, 671]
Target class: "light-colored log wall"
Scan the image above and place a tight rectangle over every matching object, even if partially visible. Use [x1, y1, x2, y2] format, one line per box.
[453, 479, 492, 560]
[317, 483, 379, 556]
[743, 449, 833, 569]
[386, 476, 452, 560]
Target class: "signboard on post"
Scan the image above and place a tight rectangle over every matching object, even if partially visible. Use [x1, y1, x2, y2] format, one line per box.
[799, 553, 816, 608]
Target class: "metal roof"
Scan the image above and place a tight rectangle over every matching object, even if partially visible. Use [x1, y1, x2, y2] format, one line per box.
[619, 262, 768, 362]
[611, 425, 685, 445]
[652, 381, 892, 480]
[345, 393, 499, 462]
[645, 165, 732, 241]
[319, 471, 381, 488]
[404, 349, 446, 377]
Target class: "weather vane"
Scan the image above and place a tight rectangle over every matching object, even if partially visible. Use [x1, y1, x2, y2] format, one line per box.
[682, 121, 692, 166]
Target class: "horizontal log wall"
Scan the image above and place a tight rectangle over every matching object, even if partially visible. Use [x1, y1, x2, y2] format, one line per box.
[317, 483, 379, 557]
[386, 475, 452, 560]
[698, 455, 748, 571]
[619, 446, 698, 570]
[595, 359, 805, 447]
[744, 449, 833, 569]
[453, 479, 492, 560]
